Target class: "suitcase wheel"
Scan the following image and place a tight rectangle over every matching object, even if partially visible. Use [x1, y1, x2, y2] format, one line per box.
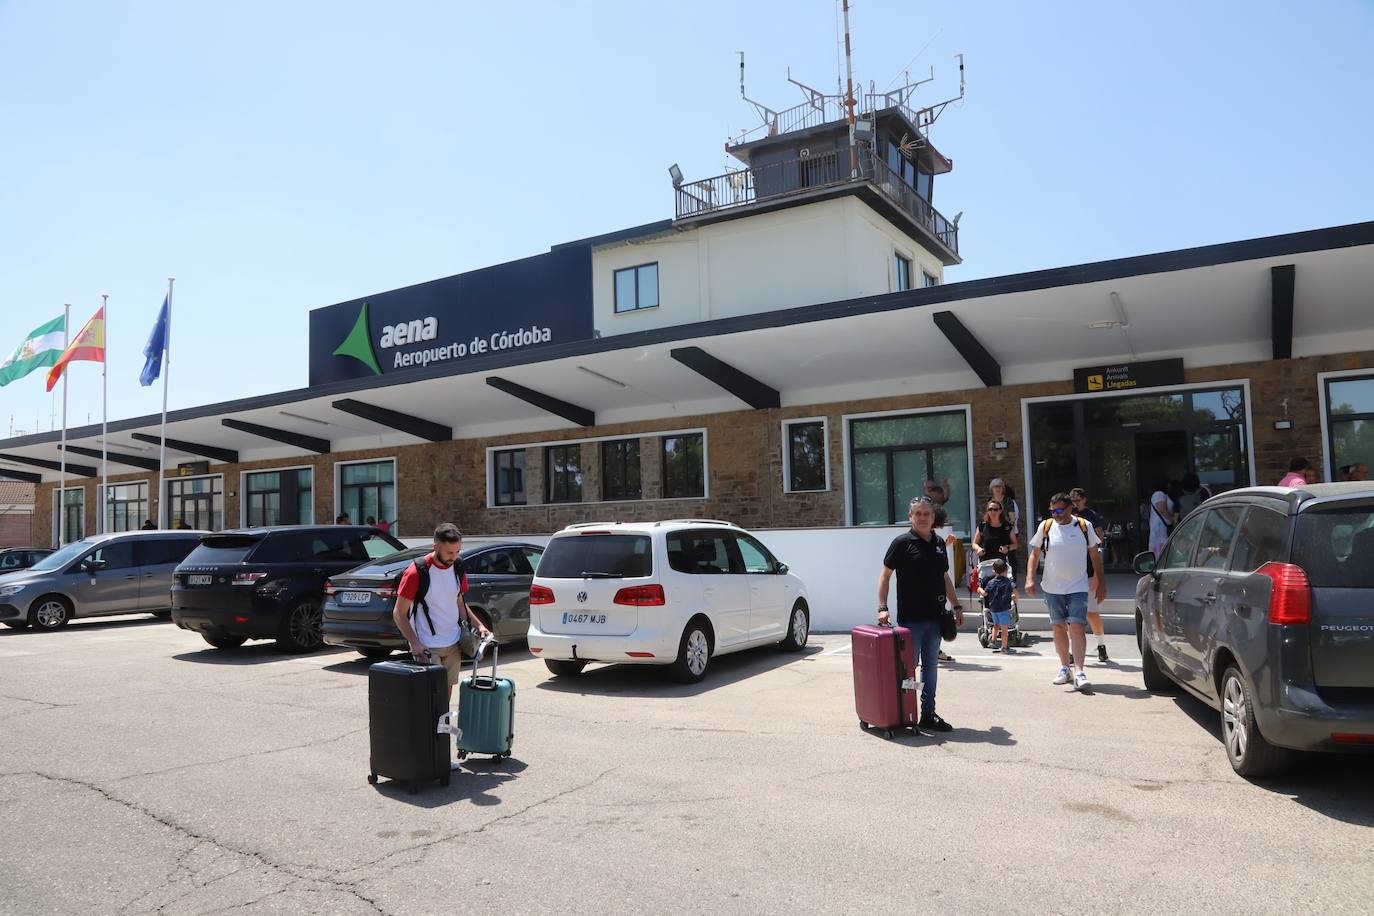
[500, 751, 512, 759]
[457, 750, 468, 760]
[367, 773, 377, 785]
[883, 729, 895, 739]
[859, 721, 869, 732]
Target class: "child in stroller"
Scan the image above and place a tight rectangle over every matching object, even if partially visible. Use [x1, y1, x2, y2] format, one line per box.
[975, 558, 1030, 650]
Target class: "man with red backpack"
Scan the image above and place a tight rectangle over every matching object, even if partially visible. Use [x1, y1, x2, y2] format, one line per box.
[1025, 493, 1106, 691]
[392, 522, 491, 701]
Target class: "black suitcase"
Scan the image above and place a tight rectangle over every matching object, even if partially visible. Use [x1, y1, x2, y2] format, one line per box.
[367, 659, 451, 793]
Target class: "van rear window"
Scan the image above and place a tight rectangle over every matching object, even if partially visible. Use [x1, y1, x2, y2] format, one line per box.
[183, 536, 260, 566]
[1293, 506, 1374, 588]
[537, 534, 651, 578]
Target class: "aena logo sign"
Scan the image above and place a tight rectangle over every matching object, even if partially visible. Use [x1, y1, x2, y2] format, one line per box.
[332, 304, 440, 376]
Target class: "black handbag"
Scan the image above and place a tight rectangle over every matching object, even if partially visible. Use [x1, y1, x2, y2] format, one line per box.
[940, 605, 959, 642]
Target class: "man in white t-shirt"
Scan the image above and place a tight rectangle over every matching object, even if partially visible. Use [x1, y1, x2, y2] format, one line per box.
[393, 523, 490, 702]
[1025, 492, 1106, 691]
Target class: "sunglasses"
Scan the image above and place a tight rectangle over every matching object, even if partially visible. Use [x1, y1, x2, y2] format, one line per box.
[1049, 507, 1068, 515]
[986, 507, 1002, 512]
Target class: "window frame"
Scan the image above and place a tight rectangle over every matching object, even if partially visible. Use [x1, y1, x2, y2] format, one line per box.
[922, 270, 940, 288]
[1160, 511, 1209, 570]
[240, 466, 314, 528]
[842, 405, 974, 533]
[733, 532, 779, 574]
[164, 474, 225, 532]
[1319, 369, 1374, 481]
[100, 480, 151, 534]
[52, 486, 86, 545]
[1227, 505, 1290, 573]
[491, 448, 527, 507]
[334, 458, 396, 531]
[782, 417, 830, 493]
[1194, 504, 1245, 571]
[545, 444, 584, 504]
[613, 262, 660, 314]
[661, 432, 706, 500]
[600, 438, 642, 502]
[893, 251, 913, 292]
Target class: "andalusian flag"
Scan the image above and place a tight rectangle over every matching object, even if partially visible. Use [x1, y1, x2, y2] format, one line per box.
[45, 306, 105, 392]
[0, 316, 66, 387]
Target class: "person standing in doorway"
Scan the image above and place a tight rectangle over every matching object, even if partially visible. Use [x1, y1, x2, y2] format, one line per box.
[1026, 492, 1106, 691]
[989, 478, 1020, 537]
[1278, 457, 1309, 487]
[1069, 487, 1109, 663]
[878, 498, 965, 732]
[1147, 481, 1175, 559]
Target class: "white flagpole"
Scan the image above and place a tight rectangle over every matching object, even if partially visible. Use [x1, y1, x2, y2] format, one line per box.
[101, 293, 108, 534]
[157, 278, 173, 528]
[58, 304, 70, 546]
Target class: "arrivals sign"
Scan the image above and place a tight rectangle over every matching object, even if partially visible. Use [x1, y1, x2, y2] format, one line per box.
[1073, 358, 1184, 394]
[308, 246, 594, 386]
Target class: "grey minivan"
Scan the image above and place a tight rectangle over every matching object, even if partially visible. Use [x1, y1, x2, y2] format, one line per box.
[0, 530, 205, 630]
[1134, 483, 1374, 776]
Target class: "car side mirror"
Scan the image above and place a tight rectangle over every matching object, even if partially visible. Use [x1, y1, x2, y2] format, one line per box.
[1132, 551, 1158, 576]
[83, 559, 108, 574]
[776, 563, 789, 575]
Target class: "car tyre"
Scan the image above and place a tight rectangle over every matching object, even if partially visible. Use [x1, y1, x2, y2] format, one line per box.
[202, 633, 247, 649]
[357, 647, 392, 661]
[1220, 664, 1291, 778]
[28, 595, 72, 630]
[1139, 638, 1174, 692]
[277, 599, 324, 654]
[544, 659, 587, 677]
[779, 602, 810, 651]
[670, 618, 712, 684]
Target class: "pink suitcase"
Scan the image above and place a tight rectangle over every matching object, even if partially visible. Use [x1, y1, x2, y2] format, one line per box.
[852, 624, 919, 737]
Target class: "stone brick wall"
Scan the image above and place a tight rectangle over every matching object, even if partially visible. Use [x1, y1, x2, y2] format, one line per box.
[32, 350, 1374, 545]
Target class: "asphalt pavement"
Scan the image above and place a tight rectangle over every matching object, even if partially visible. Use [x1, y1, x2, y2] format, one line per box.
[0, 616, 1370, 915]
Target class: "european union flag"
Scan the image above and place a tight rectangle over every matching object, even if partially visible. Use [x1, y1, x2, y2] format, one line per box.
[140, 296, 169, 387]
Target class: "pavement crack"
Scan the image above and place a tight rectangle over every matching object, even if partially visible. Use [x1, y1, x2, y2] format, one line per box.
[112, 726, 368, 782]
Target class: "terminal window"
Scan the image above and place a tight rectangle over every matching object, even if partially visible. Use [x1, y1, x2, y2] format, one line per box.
[103, 481, 149, 532]
[893, 254, 912, 292]
[339, 461, 394, 529]
[785, 421, 827, 492]
[493, 449, 526, 506]
[546, 444, 583, 504]
[1326, 375, 1374, 476]
[54, 487, 85, 544]
[614, 263, 659, 313]
[662, 433, 705, 499]
[601, 439, 642, 501]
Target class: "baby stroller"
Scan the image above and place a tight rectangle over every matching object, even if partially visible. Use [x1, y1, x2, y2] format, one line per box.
[972, 558, 1032, 648]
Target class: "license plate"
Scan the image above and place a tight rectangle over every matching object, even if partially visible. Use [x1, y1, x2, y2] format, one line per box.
[340, 591, 372, 606]
[187, 575, 212, 586]
[561, 612, 607, 625]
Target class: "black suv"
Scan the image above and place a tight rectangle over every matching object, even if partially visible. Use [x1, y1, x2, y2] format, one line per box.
[322, 541, 544, 660]
[171, 526, 404, 652]
[1134, 483, 1374, 776]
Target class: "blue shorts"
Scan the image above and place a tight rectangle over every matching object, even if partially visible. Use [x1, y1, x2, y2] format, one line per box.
[1044, 592, 1088, 626]
[990, 610, 1013, 626]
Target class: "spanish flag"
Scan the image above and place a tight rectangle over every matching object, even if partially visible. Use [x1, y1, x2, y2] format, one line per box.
[45, 306, 105, 392]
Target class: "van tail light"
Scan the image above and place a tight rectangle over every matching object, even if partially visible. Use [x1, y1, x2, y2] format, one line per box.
[529, 584, 556, 605]
[1257, 562, 1311, 625]
[614, 584, 665, 606]
[232, 572, 268, 587]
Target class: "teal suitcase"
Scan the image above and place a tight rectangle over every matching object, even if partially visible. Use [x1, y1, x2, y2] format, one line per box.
[457, 644, 515, 760]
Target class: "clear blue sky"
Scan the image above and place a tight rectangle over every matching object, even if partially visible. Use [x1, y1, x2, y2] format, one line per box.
[1, 0, 1370, 435]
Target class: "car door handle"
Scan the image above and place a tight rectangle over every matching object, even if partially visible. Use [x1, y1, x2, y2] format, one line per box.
[1203, 593, 1218, 604]
[123, 575, 138, 581]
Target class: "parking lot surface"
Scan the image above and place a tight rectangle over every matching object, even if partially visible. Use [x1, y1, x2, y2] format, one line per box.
[1, 617, 1370, 915]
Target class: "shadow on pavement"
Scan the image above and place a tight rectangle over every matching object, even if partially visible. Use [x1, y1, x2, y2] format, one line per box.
[370, 757, 528, 808]
[1, 615, 167, 636]
[861, 723, 1017, 747]
[172, 643, 353, 666]
[323, 646, 535, 677]
[1170, 690, 1374, 825]
[933, 660, 1000, 673]
[536, 644, 823, 698]
[1079, 683, 1153, 699]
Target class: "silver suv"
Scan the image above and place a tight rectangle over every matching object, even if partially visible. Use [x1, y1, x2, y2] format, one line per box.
[0, 530, 205, 630]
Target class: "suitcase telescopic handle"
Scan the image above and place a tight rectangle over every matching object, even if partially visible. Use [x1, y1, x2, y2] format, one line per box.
[468, 639, 498, 684]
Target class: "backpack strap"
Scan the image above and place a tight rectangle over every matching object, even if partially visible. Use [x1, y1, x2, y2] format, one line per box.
[408, 557, 438, 636]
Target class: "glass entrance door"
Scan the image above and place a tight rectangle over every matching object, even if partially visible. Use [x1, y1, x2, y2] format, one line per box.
[1087, 436, 1135, 569]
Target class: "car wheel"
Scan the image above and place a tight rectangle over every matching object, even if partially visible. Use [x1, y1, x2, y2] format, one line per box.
[544, 659, 588, 677]
[779, 602, 810, 651]
[277, 600, 324, 653]
[29, 595, 72, 630]
[1220, 664, 1291, 777]
[1140, 638, 1174, 692]
[670, 619, 712, 684]
[357, 647, 392, 661]
[202, 634, 247, 649]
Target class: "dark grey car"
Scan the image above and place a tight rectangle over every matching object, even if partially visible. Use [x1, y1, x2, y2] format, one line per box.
[1134, 483, 1374, 776]
[0, 531, 206, 630]
[322, 542, 544, 659]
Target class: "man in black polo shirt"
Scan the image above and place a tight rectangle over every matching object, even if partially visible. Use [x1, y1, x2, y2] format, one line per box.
[877, 497, 965, 732]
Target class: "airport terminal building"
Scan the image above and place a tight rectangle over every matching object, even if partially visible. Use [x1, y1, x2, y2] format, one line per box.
[3, 95, 1372, 570]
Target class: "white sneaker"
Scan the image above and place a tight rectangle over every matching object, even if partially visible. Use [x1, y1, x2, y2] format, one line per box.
[1074, 671, 1089, 690]
[1052, 666, 1071, 686]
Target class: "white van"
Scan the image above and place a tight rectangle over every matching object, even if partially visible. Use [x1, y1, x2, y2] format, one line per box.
[527, 520, 812, 682]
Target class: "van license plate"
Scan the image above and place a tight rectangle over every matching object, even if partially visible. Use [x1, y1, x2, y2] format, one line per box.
[340, 591, 372, 606]
[187, 575, 212, 586]
[562, 612, 607, 625]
